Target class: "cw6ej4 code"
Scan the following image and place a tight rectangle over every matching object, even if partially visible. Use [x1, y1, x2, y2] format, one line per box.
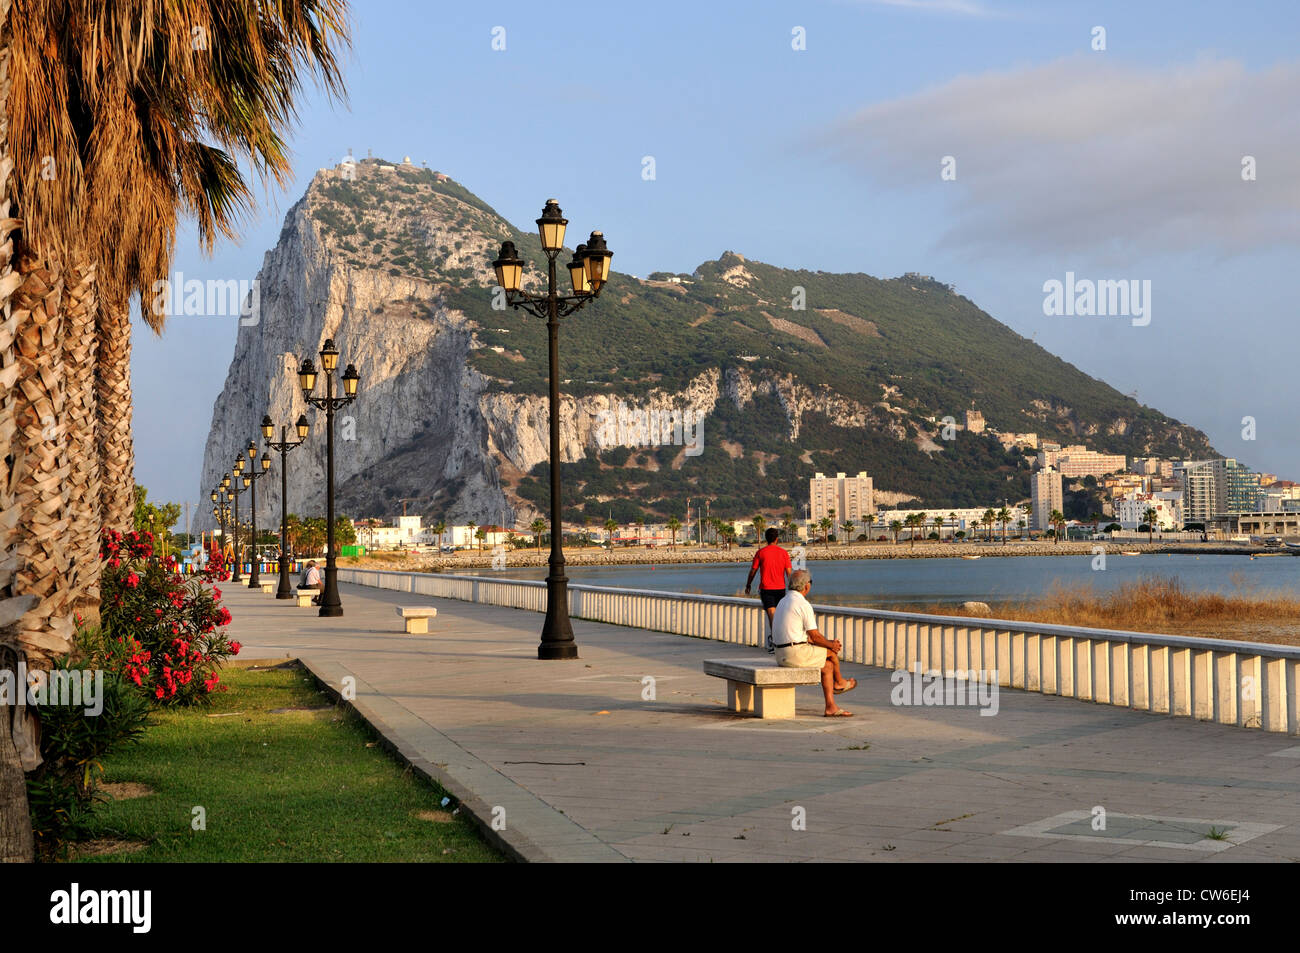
[1200, 890, 1249, 902]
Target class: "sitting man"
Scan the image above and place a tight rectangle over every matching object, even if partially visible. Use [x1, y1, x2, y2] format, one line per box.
[770, 569, 857, 717]
[299, 560, 323, 605]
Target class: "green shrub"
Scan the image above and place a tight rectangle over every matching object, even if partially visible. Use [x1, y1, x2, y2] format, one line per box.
[25, 636, 152, 860]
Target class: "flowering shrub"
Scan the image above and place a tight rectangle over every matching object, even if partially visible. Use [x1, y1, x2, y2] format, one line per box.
[200, 539, 231, 582]
[99, 530, 240, 704]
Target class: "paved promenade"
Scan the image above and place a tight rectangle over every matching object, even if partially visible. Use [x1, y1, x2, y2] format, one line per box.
[225, 580, 1300, 862]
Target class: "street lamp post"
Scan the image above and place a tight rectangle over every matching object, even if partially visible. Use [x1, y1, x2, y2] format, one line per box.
[298, 339, 359, 617]
[263, 414, 311, 599]
[212, 477, 233, 567]
[210, 489, 227, 549]
[491, 200, 612, 660]
[243, 440, 272, 587]
[228, 456, 247, 583]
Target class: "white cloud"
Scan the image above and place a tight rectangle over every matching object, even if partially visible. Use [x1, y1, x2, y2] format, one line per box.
[821, 56, 1300, 259]
[858, 0, 998, 16]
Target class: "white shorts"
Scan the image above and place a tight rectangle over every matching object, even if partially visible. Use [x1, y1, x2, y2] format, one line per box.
[775, 642, 827, 669]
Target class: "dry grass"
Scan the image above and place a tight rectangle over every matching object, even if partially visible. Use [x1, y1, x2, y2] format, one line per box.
[928, 575, 1300, 646]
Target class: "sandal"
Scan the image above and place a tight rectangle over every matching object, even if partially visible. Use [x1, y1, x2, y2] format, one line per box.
[834, 677, 857, 695]
[825, 709, 854, 717]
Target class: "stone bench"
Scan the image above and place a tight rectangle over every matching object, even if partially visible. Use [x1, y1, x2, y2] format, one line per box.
[395, 606, 438, 634]
[294, 587, 317, 607]
[702, 658, 821, 719]
[259, 583, 275, 595]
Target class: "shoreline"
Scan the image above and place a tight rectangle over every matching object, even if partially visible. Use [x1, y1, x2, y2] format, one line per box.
[339, 539, 1284, 573]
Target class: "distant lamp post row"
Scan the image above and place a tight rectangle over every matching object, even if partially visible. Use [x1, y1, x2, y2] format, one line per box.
[491, 199, 612, 660]
[298, 339, 359, 617]
[263, 413, 310, 600]
[242, 441, 272, 587]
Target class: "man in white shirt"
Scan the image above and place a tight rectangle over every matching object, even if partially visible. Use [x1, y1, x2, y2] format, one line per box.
[301, 560, 323, 605]
[771, 569, 857, 717]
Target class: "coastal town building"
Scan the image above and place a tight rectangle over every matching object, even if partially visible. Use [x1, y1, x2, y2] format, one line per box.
[871, 507, 1020, 537]
[809, 471, 874, 523]
[1032, 467, 1064, 531]
[991, 431, 1039, 450]
[1130, 457, 1175, 478]
[1175, 458, 1262, 522]
[964, 409, 986, 434]
[1037, 444, 1126, 478]
[1115, 491, 1183, 530]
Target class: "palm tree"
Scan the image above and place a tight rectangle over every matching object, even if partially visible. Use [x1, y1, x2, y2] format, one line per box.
[981, 509, 996, 542]
[1, 0, 350, 725]
[915, 512, 927, 544]
[666, 516, 681, 551]
[466, 520, 477, 551]
[864, 513, 876, 541]
[434, 519, 446, 550]
[1143, 506, 1158, 543]
[1049, 509, 1065, 545]
[888, 519, 903, 545]
[604, 517, 618, 546]
[947, 512, 958, 542]
[904, 513, 921, 549]
[932, 515, 944, 542]
[1020, 503, 1033, 537]
[781, 513, 795, 543]
[474, 527, 487, 553]
[818, 516, 832, 548]
[530, 517, 547, 552]
[842, 520, 854, 545]
[581, 515, 592, 549]
[751, 514, 766, 542]
[996, 506, 1011, 545]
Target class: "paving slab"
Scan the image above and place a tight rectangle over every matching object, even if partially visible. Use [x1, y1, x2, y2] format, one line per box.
[225, 580, 1300, 863]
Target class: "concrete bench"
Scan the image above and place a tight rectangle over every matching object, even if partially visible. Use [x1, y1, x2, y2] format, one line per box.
[395, 606, 438, 634]
[259, 583, 274, 595]
[702, 658, 821, 719]
[294, 587, 317, 607]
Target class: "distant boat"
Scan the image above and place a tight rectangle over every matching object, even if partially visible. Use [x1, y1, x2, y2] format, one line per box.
[960, 554, 981, 560]
[1284, 542, 1300, 552]
[1120, 550, 1141, 556]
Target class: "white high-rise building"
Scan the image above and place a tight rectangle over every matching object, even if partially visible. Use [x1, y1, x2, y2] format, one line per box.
[810, 471, 874, 523]
[1032, 467, 1063, 531]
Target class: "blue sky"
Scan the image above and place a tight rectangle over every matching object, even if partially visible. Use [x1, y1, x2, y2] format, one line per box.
[135, 0, 1300, 523]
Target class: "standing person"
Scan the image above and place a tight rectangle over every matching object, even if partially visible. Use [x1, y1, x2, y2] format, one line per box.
[772, 570, 856, 717]
[744, 527, 792, 653]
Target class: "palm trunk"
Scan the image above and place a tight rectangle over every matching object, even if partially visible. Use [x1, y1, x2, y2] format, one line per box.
[0, 0, 39, 862]
[62, 261, 100, 621]
[11, 248, 75, 665]
[96, 301, 134, 532]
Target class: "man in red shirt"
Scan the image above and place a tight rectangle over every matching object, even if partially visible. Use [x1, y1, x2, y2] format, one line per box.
[745, 528, 792, 652]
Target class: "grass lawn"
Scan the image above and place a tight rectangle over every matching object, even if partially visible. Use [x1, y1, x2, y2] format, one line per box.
[71, 663, 505, 862]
